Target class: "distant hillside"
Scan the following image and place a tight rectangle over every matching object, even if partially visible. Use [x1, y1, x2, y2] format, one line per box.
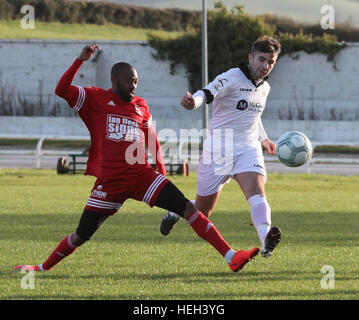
[0, 20, 183, 40]
[1, 0, 201, 31]
[4, 0, 359, 42]
[86, 0, 359, 27]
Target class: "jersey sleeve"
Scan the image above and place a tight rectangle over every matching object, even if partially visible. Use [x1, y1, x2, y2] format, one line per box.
[141, 106, 166, 176]
[192, 90, 206, 109]
[201, 69, 237, 103]
[55, 58, 89, 112]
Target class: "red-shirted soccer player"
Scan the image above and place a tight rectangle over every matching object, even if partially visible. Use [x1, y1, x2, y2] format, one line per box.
[14, 44, 259, 273]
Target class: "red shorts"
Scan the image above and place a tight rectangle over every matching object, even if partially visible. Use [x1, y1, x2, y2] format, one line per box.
[84, 167, 169, 215]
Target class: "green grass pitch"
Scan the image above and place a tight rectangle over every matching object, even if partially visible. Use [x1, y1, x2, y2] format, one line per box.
[1, 169, 358, 300]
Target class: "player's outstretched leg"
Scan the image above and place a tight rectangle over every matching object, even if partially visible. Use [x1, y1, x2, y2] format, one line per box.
[14, 210, 110, 272]
[261, 226, 281, 258]
[14, 233, 79, 272]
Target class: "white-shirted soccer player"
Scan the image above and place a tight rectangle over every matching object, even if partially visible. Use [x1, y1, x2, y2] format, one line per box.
[160, 36, 281, 259]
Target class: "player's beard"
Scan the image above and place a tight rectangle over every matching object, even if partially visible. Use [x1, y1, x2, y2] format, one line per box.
[251, 67, 267, 82]
[117, 84, 134, 102]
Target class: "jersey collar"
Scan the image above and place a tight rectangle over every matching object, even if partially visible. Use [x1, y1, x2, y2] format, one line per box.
[238, 63, 268, 88]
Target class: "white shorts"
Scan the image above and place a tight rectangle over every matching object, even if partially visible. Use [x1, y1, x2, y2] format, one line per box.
[197, 142, 267, 196]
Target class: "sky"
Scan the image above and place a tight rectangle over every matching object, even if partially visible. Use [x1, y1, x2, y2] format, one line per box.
[86, 0, 359, 27]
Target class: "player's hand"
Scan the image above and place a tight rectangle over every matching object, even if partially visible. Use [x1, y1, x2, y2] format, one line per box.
[262, 139, 276, 155]
[78, 43, 101, 62]
[180, 91, 196, 110]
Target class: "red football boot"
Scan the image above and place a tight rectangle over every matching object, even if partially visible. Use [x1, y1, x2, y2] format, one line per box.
[228, 248, 259, 272]
[13, 265, 44, 272]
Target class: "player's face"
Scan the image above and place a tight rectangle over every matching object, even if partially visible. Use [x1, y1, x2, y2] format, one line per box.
[113, 68, 138, 102]
[248, 51, 278, 81]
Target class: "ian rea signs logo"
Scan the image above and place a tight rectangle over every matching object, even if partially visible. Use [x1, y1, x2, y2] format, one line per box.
[107, 114, 141, 142]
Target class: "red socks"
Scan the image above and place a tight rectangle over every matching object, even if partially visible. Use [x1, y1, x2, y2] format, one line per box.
[186, 210, 231, 257]
[42, 234, 77, 270]
[41, 211, 231, 270]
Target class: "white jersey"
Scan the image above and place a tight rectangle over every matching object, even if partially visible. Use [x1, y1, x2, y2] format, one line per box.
[195, 64, 270, 147]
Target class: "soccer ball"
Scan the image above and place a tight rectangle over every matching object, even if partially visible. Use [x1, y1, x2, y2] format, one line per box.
[276, 131, 313, 167]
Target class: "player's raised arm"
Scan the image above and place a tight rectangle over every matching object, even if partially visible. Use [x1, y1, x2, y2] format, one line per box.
[180, 90, 209, 110]
[55, 44, 100, 109]
[181, 70, 235, 111]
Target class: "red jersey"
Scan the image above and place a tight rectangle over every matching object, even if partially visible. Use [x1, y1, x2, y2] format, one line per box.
[55, 58, 166, 181]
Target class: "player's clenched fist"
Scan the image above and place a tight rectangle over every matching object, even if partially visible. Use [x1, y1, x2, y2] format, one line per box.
[180, 91, 196, 110]
[78, 43, 101, 62]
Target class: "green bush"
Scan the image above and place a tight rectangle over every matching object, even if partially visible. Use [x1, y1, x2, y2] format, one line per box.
[278, 31, 344, 61]
[0, 0, 15, 19]
[149, 4, 274, 90]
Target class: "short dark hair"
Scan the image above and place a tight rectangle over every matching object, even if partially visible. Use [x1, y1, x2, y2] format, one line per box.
[111, 62, 134, 78]
[251, 36, 281, 56]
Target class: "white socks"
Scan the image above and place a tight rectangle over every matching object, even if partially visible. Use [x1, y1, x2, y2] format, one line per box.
[248, 194, 271, 249]
[224, 249, 236, 264]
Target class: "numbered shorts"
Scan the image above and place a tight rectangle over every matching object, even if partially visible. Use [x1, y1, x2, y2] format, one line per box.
[197, 143, 267, 196]
[84, 168, 170, 215]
